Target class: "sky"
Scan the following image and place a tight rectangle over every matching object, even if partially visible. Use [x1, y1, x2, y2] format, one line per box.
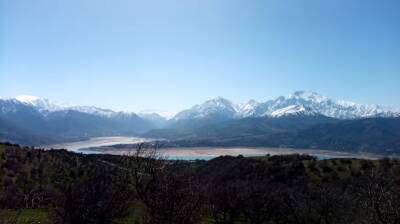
[1, 0, 399, 113]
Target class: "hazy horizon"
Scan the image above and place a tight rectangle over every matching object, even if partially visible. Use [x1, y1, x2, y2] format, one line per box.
[1, 0, 399, 112]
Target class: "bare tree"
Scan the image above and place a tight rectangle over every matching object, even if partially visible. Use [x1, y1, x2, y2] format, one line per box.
[357, 168, 400, 224]
[127, 144, 203, 224]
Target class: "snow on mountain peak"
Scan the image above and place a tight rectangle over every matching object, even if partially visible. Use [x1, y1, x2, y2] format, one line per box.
[288, 91, 329, 103]
[4, 91, 399, 122]
[15, 95, 40, 104]
[11, 96, 119, 117]
[8, 96, 168, 119]
[270, 105, 315, 117]
[15, 95, 68, 112]
[172, 97, 238, 120]
[171, 91, 399, 121]
[270, 91, 397, 119]
[204, 97, 234, 108]
[237, 100, 261, 117]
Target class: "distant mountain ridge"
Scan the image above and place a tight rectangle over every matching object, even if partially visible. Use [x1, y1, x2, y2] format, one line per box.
[0, 91, 399, 149]
[170, 91, 399, 122]
[143, 92, 400, 154]
[12, 95, 130, 118]
[3, 91, 399, 122]
[0, 97, 155, 146]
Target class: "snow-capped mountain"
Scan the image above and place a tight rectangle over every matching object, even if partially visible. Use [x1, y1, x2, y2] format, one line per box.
[0, 96, 170, 129]
[14, 95, 68, 112]
[270, 105, 317, 117]
[1, 92, 399, 148]
[170, 91, 399, 121]
[5, 92, 398, 123]
[172, 97, 238, 121]
[257, 91, 398, 119]
[236, 100, 261, 117]
[0, 96, 156, 146]
[8, 95, 125, 118]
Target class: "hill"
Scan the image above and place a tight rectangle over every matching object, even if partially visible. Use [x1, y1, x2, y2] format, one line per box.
[1, 143, 400, 223]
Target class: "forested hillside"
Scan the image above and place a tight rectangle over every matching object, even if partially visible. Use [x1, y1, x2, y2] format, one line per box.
[1, 142, 400, 224]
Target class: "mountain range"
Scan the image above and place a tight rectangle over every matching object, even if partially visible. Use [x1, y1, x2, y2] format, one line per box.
[0, 91, 399, 154]
[172, 91, 398, 121]
[0, 96, 154, 145]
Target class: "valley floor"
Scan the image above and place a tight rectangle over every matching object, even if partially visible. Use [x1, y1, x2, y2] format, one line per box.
[43, 136, 392, 160]
[100, 146, 384, 160]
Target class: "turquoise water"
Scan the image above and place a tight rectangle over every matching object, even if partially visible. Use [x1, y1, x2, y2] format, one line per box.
[316, 155, 332, 160]
[77, 151, 333, 161]
[168, 155, 333, 161]
[166, 155, 217, 161]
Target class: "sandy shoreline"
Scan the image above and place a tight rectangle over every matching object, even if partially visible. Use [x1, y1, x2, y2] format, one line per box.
[102, 146, 383, 160]
[43, 137, 386, 160]
[44, 136, 150, 152]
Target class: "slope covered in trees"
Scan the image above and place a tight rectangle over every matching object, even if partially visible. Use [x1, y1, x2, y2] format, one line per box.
[1, 142, 400, 223]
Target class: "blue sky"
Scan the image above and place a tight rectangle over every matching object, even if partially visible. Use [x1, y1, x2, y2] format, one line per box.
[1, 0, 399, 113]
